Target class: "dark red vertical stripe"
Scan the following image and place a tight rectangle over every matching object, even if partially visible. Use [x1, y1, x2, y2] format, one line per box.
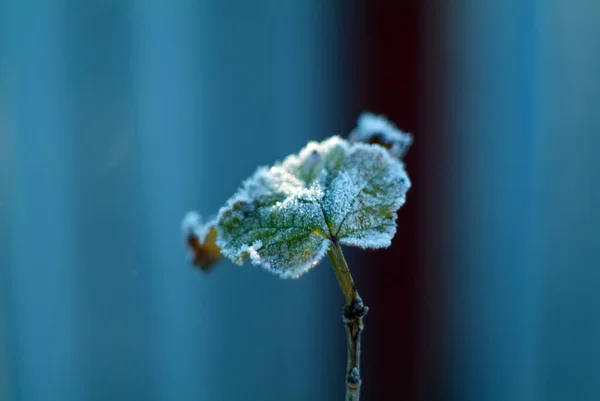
[351, 1, 444, 400]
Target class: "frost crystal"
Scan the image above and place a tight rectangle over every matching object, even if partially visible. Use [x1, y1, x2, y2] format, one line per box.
[182, 212, 223, 271]
[215, 136, 411, 278]
[182, 211, 212, 242]
[349, 113, 413, 159]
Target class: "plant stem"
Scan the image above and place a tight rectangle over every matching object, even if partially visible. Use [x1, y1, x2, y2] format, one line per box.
[328, 241, 369, 401]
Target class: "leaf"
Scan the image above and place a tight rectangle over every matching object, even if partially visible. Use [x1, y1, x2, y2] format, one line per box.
[216, 136, 411, 278]
[349, 113, 413, 159]
[182, 212, 223, 272]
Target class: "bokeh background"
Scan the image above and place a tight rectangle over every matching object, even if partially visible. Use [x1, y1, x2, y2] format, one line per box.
[1, 1, 599, 401]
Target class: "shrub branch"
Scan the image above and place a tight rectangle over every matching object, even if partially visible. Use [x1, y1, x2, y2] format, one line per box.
[328, 241, 369, 401]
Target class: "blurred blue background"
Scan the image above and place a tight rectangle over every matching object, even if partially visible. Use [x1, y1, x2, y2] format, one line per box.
[0, 1, 599, 401]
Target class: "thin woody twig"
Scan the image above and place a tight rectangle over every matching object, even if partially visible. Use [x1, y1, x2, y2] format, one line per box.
[328, 241, 369, 401]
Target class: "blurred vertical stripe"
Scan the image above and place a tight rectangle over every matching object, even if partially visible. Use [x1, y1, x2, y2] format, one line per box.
[443, 2, 539, 401]
[534, 1, 600, 400]
[0, 2, 12, 395]
[352, 1, 422, 400]
[4, 1, 83, 400]
[67, 2, 156, 400]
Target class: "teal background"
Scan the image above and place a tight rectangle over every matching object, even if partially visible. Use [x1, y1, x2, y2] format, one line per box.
[0, 2, 349, 400]
[1, 1, 600, 401]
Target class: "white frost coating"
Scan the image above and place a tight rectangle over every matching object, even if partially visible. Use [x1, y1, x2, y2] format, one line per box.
[216, 133, 411, 278]
[252, 240, 263, 251]
[181, 211, 216, 242]
[349, 113, 413, 159]
[322, 167, 366, 230]
[240, 240, 265, 266]
[181, 211, 201, 234]
[248, 240, 264, 265]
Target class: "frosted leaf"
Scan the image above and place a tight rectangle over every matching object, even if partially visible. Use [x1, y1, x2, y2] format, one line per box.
[216, 136, 411, 278]
[349, 113, 413, 159]
[182, 212, 223, 271]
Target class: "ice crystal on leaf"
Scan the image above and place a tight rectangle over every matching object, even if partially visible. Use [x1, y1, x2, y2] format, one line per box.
[216, 135, 411, 278]
[349, 113, 413, 159]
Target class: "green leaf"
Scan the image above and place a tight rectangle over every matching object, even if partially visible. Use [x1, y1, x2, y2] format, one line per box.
[216, 136, 411, 278]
